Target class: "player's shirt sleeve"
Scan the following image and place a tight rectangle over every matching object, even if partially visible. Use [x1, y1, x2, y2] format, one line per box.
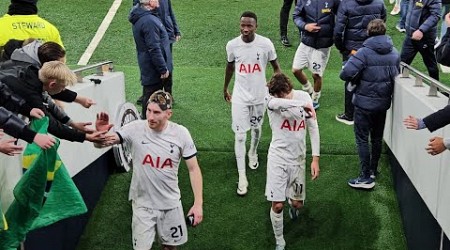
[266, 94, 308, 110]
[226, 41, 235, 63]
[115, 121, 138, 145]
[267, 40, 277, 62]
[297, 91, 320, 156]
[266, 94, 308, 119]
[179, 126, 197, 159]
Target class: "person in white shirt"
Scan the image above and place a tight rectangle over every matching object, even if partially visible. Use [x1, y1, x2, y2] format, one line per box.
[223, 11, 281, 196]
[95, 91, 203, 250]
[265, 73, 320, 250]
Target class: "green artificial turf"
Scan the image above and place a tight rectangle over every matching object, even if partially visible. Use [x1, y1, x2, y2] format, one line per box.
[0, 0, 413, 249]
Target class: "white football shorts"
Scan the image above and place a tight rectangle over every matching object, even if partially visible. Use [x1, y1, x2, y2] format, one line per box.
[292, 43, 331, 77]
[132, 201, 187, 249]
[231, 103, 265, 133]
[265, 157, 306, 202]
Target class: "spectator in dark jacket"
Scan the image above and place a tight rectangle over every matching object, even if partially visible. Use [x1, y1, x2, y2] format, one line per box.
[133, 0, 180, 105]
[1, 40, 95, 108]
[334, 0, 386, 125]
[0, 107, 55, 152]
[129, 0, 172, 119]
[292, 0, 340, 109]
[340, 19, 400, 190]
[400, 0, 441, 80]
[404, 102, 450, 156]
[436, 12, 450, 66]
[133, 0, 181, 44]
[2, 61, 106, 143]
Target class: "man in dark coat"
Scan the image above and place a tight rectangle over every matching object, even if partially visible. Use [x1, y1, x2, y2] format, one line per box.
[334, 0, 386, 125]
[129, 0, 172, 118]
[340, 19, 400, 189]
[400, 0, 441, 80]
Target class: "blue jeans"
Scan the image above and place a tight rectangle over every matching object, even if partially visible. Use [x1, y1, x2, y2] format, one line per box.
[354, 107, 387, 178]
[398, 0, 409, 28]
[441, 4, 450, 39]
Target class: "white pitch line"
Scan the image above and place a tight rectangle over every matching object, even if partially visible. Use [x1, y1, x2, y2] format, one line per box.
[77, 0, 123, 65]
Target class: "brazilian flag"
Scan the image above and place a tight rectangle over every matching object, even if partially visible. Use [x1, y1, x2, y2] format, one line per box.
[0, 202, 7, 231]
[0, 117, 87, 249]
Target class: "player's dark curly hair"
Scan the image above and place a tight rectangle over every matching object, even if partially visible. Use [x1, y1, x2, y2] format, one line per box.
[267, 73, 293, 97]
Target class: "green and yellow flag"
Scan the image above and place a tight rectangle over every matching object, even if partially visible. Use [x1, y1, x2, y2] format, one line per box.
[0, 202, 7, 231]
[0, 117, 87, 249]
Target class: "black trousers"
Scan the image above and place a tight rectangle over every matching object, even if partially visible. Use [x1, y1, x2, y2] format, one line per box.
[344, 81, 355, 119]
[141, 74, 172, 119]
[280, 0, 297, 36]
[400, 36, 439, 81]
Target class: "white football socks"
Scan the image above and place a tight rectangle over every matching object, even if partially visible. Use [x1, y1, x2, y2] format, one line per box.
[270, 208, 285, 246]
[312, 91, 321, 102]
[235, 132, 247, 173]
[302, 81, 313, 95]
[248, 128, 261, 157]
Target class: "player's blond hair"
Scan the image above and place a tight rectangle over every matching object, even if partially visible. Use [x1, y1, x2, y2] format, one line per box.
[38, 61, 77, 87]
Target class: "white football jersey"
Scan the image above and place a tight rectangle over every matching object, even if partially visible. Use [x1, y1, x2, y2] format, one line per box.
[266, 90, 320, 165]
[117, 120, 197, 210]
[226, 34, 277, 105]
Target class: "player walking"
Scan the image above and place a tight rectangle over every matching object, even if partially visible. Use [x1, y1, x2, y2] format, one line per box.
[223, 11, 281, 195]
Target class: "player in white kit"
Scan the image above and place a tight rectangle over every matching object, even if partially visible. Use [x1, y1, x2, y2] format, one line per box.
[223, 11, 281, 196]
[95, 91, 203, 250]
[265, 73, 320, 250]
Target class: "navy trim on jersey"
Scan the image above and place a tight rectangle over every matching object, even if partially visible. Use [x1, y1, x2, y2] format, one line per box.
[183, 152, 197, 160]
[116, 132, 124, 143]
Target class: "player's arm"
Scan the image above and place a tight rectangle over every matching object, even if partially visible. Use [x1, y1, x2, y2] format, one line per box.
[307, 115, 320, 180]
[266, 95, 309, 110]
[269, 59, 281, 74]
[185, 156, 203, 226]
[223, 61, 235, 102]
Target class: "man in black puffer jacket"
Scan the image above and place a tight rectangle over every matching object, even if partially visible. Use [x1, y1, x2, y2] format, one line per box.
[401, 0, 441, 80]
[340, 19, 400, 190]
[334, 0, 386, 125]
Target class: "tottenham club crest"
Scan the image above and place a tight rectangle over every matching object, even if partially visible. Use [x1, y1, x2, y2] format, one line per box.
[113, 102, 140, 172]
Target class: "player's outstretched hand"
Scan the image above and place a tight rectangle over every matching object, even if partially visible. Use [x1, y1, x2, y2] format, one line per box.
[33, 134, 56, 149]
[427, 136, 446, 156]
[403, 115, 419, 129]
[96, 112, 113, 132]
[187, 204, 203, 227]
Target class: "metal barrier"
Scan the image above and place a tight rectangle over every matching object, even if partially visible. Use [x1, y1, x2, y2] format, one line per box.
[401, 62, 450, 100]
[72, 61, 114, 83]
